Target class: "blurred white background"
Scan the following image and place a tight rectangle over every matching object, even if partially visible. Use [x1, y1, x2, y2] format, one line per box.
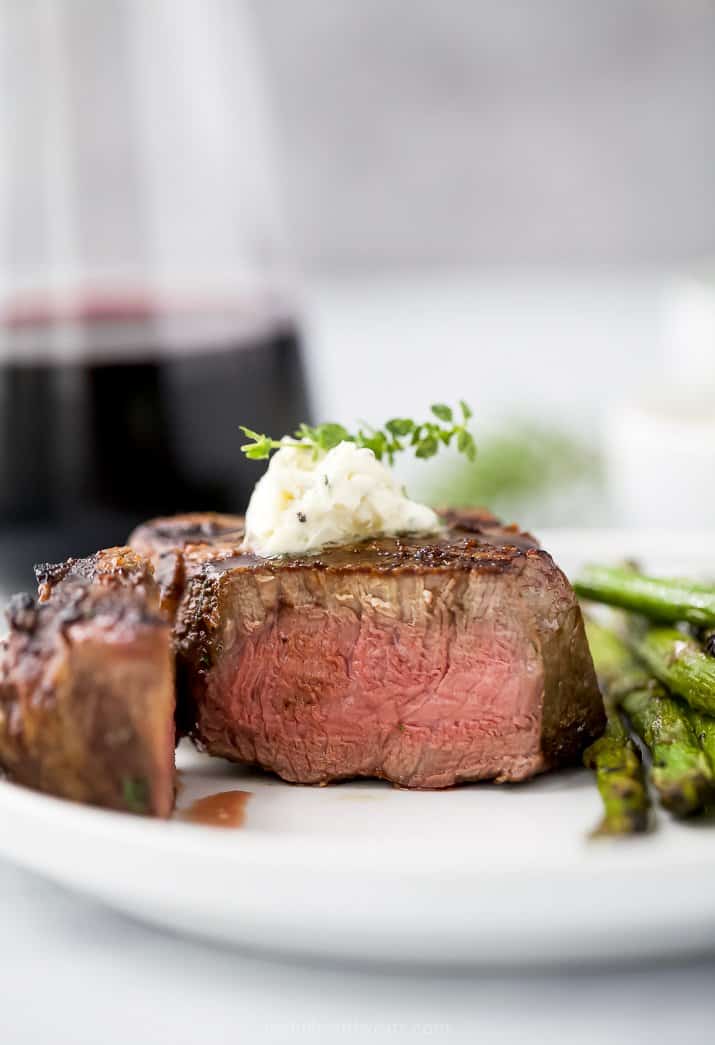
[252, 0, 715, 271]
[246, 0, 715, 527]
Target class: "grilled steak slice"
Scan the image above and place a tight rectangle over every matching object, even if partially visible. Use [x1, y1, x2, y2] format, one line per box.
[0, 548, 175, 815]
[130, 512, 245, 619]
[149, 511, 603, 788]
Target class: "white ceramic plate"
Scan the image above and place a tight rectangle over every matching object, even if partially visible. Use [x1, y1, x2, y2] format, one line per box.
[1, 529, 714, 966]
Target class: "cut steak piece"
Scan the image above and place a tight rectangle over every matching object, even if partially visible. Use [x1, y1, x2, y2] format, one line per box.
[134, 510, 603, 788]
[0, 547, 175, 815]
[129, 512, 245, 740]
[130, 512, 245, 619]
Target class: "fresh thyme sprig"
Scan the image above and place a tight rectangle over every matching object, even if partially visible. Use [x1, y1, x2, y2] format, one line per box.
[239, 401, 476, 465]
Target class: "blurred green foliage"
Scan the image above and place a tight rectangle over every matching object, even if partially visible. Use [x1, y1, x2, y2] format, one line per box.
[414, 421, 602, 525]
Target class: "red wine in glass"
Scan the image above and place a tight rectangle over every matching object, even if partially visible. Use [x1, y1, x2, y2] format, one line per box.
[0, 300, 310, 589]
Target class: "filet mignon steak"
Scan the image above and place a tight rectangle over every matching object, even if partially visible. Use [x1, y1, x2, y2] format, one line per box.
[0, 547, 175, 815]
[133, 511, 603, 788]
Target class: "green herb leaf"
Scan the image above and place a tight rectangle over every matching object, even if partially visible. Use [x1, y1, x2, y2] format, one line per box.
[358, 429, 388, 460]
[122, 776, 150, 815]
[415, 434, 439, 459]
[457, 429, 477, 461]
[385, 418, 414, 437]
[307, 422, 351, 452]
[239, 426, 282, 460]
[239, 402, 477, 468]
[431, 403, 453, 423]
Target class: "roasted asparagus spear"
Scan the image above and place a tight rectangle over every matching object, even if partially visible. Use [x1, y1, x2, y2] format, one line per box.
[686, 706, 715, 776]
[583, 717, 651, 836]
[620, 683, 713, 818]
[629, 627, 715, 718]
[585, 619, 713, 819]
[583, 620, 650, 835]
[575, 565, 715, 629]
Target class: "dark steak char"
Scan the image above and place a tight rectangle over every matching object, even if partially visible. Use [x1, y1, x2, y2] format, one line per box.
[150, 510, 603, 788]
[0, 547, 175, 815]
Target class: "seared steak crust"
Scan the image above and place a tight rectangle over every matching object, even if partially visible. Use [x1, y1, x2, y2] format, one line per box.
[129, 511, 245, 559]
[0, 547, 175, 815]
[133, 511, 603, 789]
[130, 512, 245, 618]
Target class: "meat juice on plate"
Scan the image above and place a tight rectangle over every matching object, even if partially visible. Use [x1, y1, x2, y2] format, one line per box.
[180, 791, 252, 828]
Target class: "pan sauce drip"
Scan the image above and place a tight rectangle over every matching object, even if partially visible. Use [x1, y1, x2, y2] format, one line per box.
[180, 789, 251, 828]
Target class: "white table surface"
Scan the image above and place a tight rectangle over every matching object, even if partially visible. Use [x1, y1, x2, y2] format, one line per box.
[2, 853, 715, 1045]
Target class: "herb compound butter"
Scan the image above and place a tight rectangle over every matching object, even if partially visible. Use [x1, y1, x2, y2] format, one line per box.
[243, 441, 441, 557]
